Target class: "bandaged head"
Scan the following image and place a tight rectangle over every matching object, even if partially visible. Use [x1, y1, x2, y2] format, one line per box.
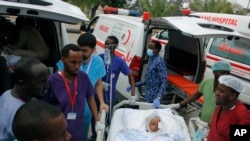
[212, 61, 232, 72]
[145, 112, 162, 133]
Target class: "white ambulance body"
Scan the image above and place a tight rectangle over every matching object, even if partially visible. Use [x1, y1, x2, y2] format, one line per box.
[86, 12, 249, 106]
[190, 12, 250, 105]
[190, 12, 250, 36]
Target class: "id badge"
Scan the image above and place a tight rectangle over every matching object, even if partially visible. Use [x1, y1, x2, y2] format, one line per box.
[67, 112, 77, 120]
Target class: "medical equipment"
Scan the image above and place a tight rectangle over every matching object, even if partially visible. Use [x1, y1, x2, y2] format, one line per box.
[188, 117, 209, 141]
[104, 48, 111, 65]
[104, 46, 113, 124]
[96, 110, 106, 141]
[95, 100, 192, 141]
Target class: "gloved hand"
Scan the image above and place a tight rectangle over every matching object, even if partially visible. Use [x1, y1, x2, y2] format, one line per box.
[153, 98, 160, 109]
[165, 103, 180, 109]
[195, 118, 209, 129]
[95, 121, 105, 133]
[195, 118, 209, 138]
[126, 85, 131, 92]
[102, 82, 109, 91]
[129, 96, 136, 105]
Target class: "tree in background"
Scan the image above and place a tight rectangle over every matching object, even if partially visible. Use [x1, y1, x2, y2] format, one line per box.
[140, 0, 181, 17]
[189, 0, 245, 14]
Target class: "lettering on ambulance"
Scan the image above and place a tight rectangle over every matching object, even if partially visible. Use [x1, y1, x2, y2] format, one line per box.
[99, 25, 109, 33]
[200, 16, 238, 26]
[219, 43, 245, 55]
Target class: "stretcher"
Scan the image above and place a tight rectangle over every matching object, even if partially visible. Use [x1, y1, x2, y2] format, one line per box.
[167, 74, 203, 112]
[96, 100, 192, 141]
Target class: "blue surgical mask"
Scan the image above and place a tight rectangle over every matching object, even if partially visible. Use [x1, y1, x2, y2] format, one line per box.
[147, 49, 154, 57]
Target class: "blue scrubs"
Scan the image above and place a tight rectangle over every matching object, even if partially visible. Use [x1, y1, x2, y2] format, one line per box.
[56, 54, 106, 140]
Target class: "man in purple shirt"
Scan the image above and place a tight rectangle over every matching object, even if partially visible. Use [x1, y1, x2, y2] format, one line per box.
[44, 44, 102, 141]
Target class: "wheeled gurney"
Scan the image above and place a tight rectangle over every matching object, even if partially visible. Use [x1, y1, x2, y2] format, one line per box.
[96, 100, 192, 141]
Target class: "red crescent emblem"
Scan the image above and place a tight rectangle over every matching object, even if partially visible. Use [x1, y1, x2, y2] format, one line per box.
[123, 29, 131, 45]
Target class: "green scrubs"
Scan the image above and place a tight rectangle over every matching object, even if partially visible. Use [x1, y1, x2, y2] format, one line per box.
[199, 79, 216, 122]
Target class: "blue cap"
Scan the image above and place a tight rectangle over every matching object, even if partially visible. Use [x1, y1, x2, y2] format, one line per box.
[212, 61, 231, 72]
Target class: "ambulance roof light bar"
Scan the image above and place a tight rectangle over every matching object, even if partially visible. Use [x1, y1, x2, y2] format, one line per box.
[142, 12, 150, 21]
[103, 6, 141, 17]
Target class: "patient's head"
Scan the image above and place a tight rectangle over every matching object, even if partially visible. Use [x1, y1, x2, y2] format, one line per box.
[146, 112, 161, 133]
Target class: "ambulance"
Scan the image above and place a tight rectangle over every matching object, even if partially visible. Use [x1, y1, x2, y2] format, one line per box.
[0, 0, 88, 74]
[190, 12, 250, 36]
[85, 7, 250, 107]
[190, 12, 250, 106]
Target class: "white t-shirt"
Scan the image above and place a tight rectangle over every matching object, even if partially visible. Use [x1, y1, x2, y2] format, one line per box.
[0, 90, 25, 140]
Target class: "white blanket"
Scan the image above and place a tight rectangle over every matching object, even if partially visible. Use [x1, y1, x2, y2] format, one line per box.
[115, 128, 174, 141]
[107, 108, 191, 141]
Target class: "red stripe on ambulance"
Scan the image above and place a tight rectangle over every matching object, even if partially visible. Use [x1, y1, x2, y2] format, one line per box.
[206, 55, 250, 72]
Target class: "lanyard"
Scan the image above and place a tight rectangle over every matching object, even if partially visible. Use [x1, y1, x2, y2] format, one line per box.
[81, 55, 93, 74]
[61, 72, 77, 111]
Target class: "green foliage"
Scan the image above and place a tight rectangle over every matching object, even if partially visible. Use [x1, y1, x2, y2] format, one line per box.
[190, 0, 245, 14]
[140, 0, 180, 17]
[103, 0, 127, 8]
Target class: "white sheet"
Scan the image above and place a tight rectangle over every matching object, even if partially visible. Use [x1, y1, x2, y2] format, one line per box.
[107, 108, 191, 141]
[114, 128, 174, 141]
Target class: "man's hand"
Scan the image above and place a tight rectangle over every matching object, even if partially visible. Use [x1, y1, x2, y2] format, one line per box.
[99, 102, 109, 113]
[196, 118, 209, 129]
[195, 118, 209, 138]
[102, 82, 109, 91]
[165, 103, 180, 109]
[126, 85, 131, 92]
[95, 121, 105, 133]
[129, 96, 136, 105]
[153, 98, 160, 109]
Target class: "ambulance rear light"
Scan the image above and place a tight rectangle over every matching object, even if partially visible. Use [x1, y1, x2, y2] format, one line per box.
[129, 55, 142, 82]
[103, 6, 140, 17]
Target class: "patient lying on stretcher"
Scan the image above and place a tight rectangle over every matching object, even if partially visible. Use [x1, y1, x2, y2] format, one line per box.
[114, 112, 181, 141]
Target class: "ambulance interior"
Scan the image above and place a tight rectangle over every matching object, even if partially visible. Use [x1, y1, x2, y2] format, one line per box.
[140, 26, 205, 108]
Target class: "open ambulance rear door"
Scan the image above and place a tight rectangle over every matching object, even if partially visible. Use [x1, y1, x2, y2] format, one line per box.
[144, 16, 250, 106]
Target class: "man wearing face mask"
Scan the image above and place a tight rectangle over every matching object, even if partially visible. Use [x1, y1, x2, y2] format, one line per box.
[133, 41, 167, 108]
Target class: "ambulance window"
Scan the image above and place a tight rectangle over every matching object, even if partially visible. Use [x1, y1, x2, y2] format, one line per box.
[209, 38, 230, 58]
[159, 30, 169, 40]
[209, 38, 250, 65]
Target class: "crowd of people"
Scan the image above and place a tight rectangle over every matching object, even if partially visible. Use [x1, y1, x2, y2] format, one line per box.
[0, 26, 250, 141]
[0, 31, 137, 141]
